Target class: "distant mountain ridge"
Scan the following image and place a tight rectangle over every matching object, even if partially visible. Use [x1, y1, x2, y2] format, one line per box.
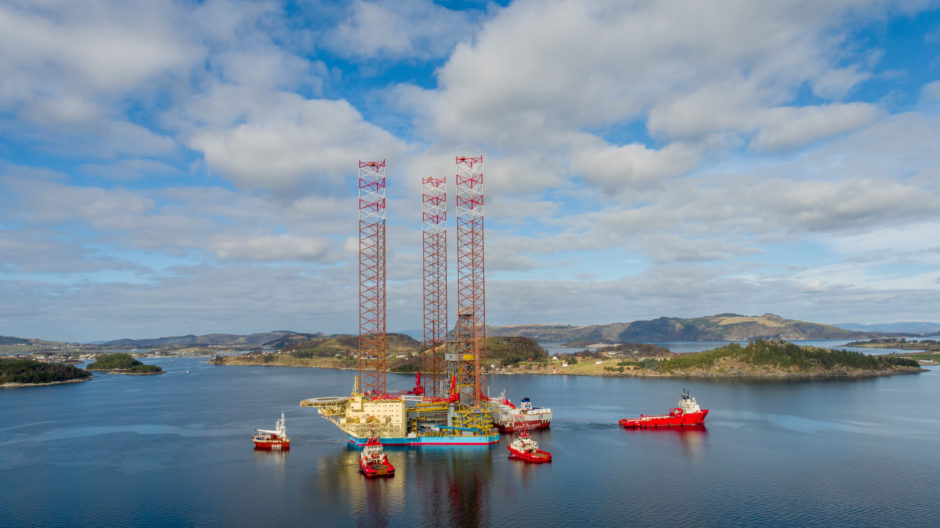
[835, 322, 940, 335]
[488, 314, 882, 343]
[102, 331, 319, 348]
[5, 313, 937, 349]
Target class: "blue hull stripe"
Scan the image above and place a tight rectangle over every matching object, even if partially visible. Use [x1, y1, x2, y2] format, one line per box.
[347, 434, 499, 447]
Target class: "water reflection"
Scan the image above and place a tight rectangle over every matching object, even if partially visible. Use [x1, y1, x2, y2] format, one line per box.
[252, 448, 288, 467]
[626, 425, 708, 458]
[414, 448, 493, 528]
[309, 446, 407, 526]
[252, 449, 288, 496]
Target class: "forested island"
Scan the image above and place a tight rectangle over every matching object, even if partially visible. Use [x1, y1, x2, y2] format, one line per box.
[87, 353, 164, 375]
[0, 358, 92, 388]
[844, 338, 940, 351]
[212, 336, 922, 380]
[586, 340, 923, 379]
[211, 335, 549, 371]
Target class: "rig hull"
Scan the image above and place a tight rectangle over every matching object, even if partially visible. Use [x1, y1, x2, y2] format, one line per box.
[349, 434, 499, 447]
[303, 393, 499, 448]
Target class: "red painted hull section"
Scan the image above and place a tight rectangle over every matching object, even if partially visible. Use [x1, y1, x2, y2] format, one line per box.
[507, 446, 552, 463]
[619, 409, 708, 428]
[496, 419, 551, 434]
[360, 461, 395, 478]
[253, 440, 290, 450]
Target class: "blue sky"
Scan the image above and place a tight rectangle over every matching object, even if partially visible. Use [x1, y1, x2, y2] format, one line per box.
[1, 0, 939, 342]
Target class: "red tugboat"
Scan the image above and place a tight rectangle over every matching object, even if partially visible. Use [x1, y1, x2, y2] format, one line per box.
[507, 431, 552, 463]
[359, 428, 395, 478]
[619, 390, 709, 428]
[252, 411, 291, 450]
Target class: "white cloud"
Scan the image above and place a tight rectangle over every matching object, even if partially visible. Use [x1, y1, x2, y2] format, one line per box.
[325, 0, 484, 61]
[648, 89, 881, 150]
[411, 0, 900, 147]
[3, 0, 940, 341]
[812, 65, 870, 99]
[212, 234, 332, 261]
[80, 159, 183, 182]
[750, 103, 882, 151]
[572, 140, 701, 190]
[922, 80, 940, 101]
[181, 87, 406, 192]
[1, 176, 155, 226]
[0, 1, 199, 104]
[825, 220, 940, 261]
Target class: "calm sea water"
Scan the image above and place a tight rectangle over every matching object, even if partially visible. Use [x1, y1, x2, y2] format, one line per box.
[2, 358, 938, 527]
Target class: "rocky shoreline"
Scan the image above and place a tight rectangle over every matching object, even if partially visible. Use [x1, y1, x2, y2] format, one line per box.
[1, 378, 92, 389]
[93, 370, 165, 376]
[211, 356, 926, 381]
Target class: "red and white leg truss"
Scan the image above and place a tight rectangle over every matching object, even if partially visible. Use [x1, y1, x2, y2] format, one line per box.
[455, 155, 485, 407]
[358, 160, 387, 395]
[422, 176, 448, 397]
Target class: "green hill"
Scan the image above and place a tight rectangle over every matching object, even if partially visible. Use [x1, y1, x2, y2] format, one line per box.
[286, 333, 418, 358]
[103, 331, 317, 348]
[632, 340, 922, 378]
[489, 313, 870, 343]
[215, 334, 546, 371]
[0, 358, 91, 385]
[87, 353, 163, 374]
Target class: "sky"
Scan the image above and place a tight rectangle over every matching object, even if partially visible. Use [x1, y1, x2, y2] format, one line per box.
[1, 0, 939, 342]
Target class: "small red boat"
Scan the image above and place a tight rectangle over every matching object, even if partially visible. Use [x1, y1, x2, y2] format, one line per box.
[359, 428, 395, 478]
[507, 431, 552, 463]
[252, 411, 290, 450]
[619, 390, 708, 428]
